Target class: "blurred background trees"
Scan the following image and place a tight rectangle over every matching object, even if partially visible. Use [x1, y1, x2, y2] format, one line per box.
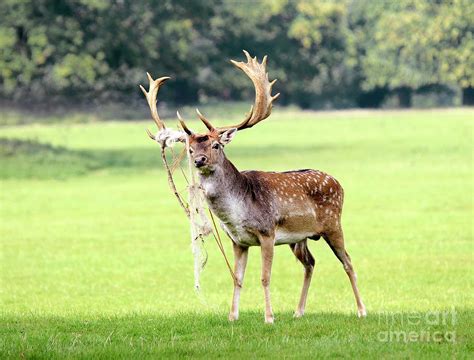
[1, 0, 473, 110]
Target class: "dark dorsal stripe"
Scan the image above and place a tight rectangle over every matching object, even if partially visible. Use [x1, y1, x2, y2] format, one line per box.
[281, 169, 312, 174]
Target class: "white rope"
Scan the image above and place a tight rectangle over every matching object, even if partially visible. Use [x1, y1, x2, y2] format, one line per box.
[155, 129, 212, 290]
[186, 136, 212, 291]
[155, 128, 186, 148]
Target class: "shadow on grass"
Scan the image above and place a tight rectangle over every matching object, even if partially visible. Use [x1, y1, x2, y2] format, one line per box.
[0, 138, 340, 180]
[1, 310, 471, 359]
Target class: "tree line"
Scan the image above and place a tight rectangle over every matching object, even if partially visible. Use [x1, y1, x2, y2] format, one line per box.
[1, 0, 473, 109]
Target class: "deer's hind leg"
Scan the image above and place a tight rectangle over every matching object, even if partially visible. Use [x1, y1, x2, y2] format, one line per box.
[324, 228, 367, 317]
[290, 239, 315, 318]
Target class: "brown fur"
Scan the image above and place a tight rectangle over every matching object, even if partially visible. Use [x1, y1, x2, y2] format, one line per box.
[187, 131, 366, 323]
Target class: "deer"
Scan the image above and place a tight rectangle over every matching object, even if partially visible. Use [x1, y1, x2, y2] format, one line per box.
[141, 50, 367, 324]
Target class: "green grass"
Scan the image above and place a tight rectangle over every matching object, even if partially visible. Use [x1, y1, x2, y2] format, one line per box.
[1, 108, 473, 358]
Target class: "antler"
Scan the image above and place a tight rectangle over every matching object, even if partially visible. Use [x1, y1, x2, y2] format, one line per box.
[196, 50, 280, 133]
[177, 111, 193, 135]
[139, 72, 170, 140]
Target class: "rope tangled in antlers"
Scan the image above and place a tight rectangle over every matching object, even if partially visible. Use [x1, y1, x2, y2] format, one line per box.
[152, 131, 238, 290]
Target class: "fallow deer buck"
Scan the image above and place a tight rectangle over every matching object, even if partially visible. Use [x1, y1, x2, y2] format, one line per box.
[142, 51, 366, 324]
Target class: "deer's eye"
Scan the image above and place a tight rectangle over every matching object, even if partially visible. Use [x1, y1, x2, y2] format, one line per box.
[212, 143, 219, 150]
[189, 148, 194, 154]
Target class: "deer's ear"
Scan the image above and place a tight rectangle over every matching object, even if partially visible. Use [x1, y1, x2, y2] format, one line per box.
[219, 128, 237, 145]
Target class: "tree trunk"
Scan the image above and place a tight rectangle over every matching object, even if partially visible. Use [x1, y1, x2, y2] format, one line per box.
[397, 87, 412, 108]
[462, 87, 474, 106]
[356, 87, 388, 108]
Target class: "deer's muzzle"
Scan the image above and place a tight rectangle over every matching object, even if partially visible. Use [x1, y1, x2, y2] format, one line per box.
[194, 155, 208, 168]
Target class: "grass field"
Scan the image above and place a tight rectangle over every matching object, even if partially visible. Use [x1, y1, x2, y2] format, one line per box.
[1, 108, 473, 358]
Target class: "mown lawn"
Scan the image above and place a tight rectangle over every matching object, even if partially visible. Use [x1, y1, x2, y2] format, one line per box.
[0, 108, 472, 358]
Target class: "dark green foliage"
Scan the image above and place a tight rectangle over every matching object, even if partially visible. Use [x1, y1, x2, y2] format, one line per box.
[0, 0, 472, 108]
[348, 0, 473, 107]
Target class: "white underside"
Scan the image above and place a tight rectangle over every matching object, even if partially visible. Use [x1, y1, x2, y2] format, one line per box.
[222, 224, 313, 247]
[274, 229, 314, 245]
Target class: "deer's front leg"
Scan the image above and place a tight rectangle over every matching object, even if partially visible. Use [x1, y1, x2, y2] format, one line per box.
[229, 243, 248, 321]
[259, 233, 275, 324]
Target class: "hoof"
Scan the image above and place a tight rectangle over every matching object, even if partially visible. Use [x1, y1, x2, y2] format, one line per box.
[264, 315, 274, 324]
[293, 311, 304, 318]
[358, 308, 367, 318]
[228, 313, 239, 321]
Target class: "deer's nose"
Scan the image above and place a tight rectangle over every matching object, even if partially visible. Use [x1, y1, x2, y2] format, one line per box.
[194, 155, 208, 168]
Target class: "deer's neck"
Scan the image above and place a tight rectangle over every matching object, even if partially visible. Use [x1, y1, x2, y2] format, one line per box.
[199, 157, 247, 204]
[199, 156, 275, 244]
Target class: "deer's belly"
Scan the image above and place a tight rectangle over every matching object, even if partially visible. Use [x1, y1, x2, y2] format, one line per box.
[274, 229, 315, 245]
[274, 209, 321, 245]
[222, 223, 316, 247]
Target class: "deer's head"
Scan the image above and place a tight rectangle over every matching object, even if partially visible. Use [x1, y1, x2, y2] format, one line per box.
[141, 50, 280, 174]
[183, 129, 237, 174]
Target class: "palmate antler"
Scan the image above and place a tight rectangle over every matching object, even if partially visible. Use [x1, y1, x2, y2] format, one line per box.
[140, 72, 188, 147]
[139, 72, 190, 218]
[141, 50, 279, 137]
[195, 50, 280, 133]
[139, 72, 171, 140]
